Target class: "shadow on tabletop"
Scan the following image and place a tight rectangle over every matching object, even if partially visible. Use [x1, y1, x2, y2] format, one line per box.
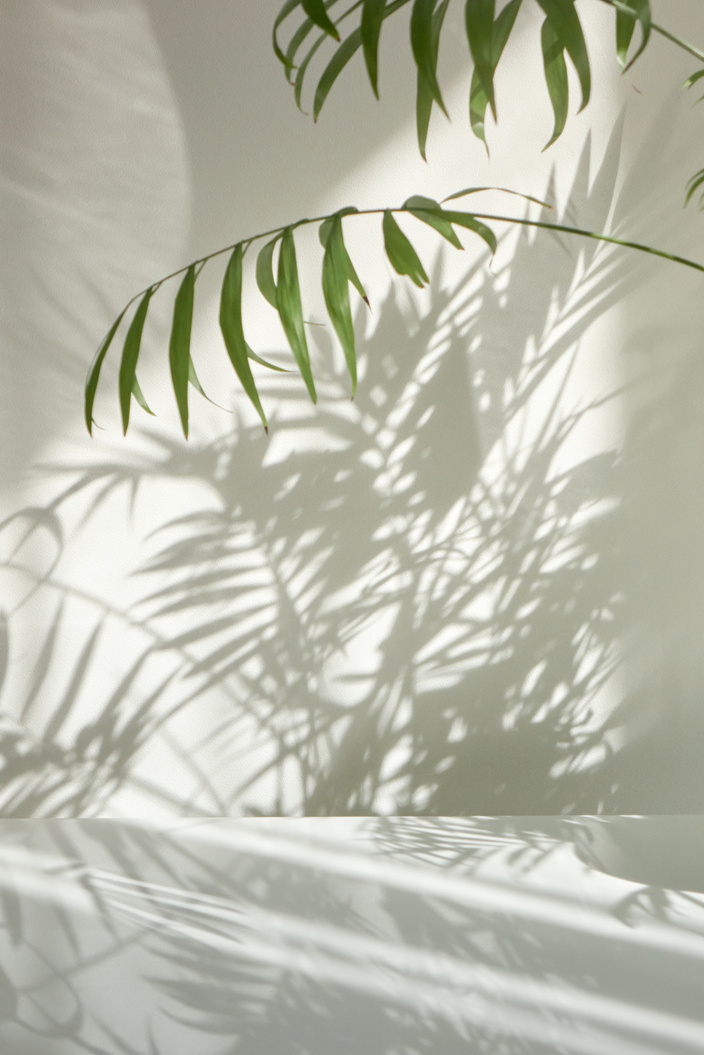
[0, 817, 703, 1053]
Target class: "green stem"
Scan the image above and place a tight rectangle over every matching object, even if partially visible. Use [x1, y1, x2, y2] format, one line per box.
[115, 200, 704, 320]
[596, 0, 704, 65]
[467, 212, 704, 275]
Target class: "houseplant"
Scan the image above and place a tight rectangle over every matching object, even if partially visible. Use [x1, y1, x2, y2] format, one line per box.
[3, 0, 704, 817]
[86, 0, 704, 439]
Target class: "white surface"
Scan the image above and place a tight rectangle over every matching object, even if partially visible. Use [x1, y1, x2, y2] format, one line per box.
[1, 817, 704, 1053]
[1, 2, 704, 815]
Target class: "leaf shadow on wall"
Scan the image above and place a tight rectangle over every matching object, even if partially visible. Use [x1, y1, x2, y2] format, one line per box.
[0, 0, 190, 492]
[0, 116, 678, 816]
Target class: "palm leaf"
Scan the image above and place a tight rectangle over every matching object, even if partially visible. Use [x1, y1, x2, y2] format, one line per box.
[416, 0, 451, 159]
[220, 245, 268, 430]
[256, 236, 281, 308]
[685, 168, 704, 209]
[119, 288, 154, 435]
[411, 0, 448, 117]
[309, 0, 410, 117]
[169, 264, 196, 438]
[322, 213, 358, 394]
[383, 209, 429, 287]
[302, 0, 341, 39]
[469, 0, 522, 147]
[131, 375, 155, 417]
[87, 193, 704, 437]
[319, 207, 369, 302]
[277, 227, 317, 402]
[541, 15, 569, 149]
[535, 0, 590, 115]
[276, 0, 702, 155]
[403, 195, 463, 248]
[361, 0, 387, 97]
[274, 0, 344, 77]
[464, 0, 496, 120]
[85, 305, 128, 435]
[615, 0, 651, 71]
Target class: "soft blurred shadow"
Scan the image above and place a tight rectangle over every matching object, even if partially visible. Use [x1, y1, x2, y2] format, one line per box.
[1, 817, 704, 1054]
[0, 0, 189, 492]
[0, 115, 659, 817]
[580, 96, 704, 812]
[4, 2, 704, 817]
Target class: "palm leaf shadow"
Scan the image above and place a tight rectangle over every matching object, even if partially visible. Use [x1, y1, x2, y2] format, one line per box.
[25, 112, 649, 817]
[1, 109, 663, 818]
[0, 501, 215, 817]
[4, 817, 693, 1055]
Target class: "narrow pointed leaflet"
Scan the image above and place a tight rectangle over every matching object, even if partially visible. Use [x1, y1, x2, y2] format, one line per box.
[443, 185, 551, 209]
[685, 168, 704, 209]
[361, 0, 387, 97]
[469, 0, 521, 146]
[403, 195, 463, 248]
[88, 179, 704, 437]
[85, 305, 128, 434]
[131, 375, 155, 417]
[427, 207, 497, 255]
[119, 287, 154, 435]
[169, 263, 196, 437]
[536, 0, 591, 115]
[302, 0, 340, 39]
[273, 0, 305, 74]
[312, 0, 411, 120]
[465, 0, 496, 120]
[541, 16, 569, 149]
[188, 357, 210, 396]
[256, 236, 280, 308]
[411, 0, 448, 116]
[319, 207, 369, 303]
[322, 213, 358, 395]
[294, 32, 328, 110]
[383, 210, 428, 287]
[615, 0, 651, 71]
[220, 244, 268, 430]
[277, 227, 317, 402]
[416, 0, 451, 159]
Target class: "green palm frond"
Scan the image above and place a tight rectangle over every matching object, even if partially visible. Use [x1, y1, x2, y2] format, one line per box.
[86, 189, 704, 439]
[684, 68, 704, 209]
[274, 0, 704, 156]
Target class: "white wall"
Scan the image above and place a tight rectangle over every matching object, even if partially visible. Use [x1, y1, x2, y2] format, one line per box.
[1, 0, 703, 816]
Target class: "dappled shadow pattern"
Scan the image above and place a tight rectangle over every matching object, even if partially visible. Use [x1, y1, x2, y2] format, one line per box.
[1, 818, 704, 1053]
[0, 117, 660, 816]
